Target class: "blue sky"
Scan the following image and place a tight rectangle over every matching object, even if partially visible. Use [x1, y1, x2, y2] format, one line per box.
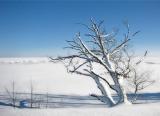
[0, 1, 160, 57]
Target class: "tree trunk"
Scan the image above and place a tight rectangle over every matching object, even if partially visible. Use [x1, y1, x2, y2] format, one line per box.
[91, 74, 116, 106]
[110, 72, 131, 104]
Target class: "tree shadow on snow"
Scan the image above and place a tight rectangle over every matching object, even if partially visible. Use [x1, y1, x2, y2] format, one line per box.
[127, 93, 160, 104]
[0, 92, 160, 108]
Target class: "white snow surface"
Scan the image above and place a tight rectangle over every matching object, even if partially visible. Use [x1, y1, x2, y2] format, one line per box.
[0, 103, 160, 116]
[0, 57, 99, 95]
[0, 57, 160, 116]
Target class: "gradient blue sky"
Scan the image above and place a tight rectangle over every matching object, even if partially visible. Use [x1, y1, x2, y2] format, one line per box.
[0, 0, 160, 57]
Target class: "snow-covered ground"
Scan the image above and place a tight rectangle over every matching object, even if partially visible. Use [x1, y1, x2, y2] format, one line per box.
[0, 103, 160, 116]
[0, 57, 99, 95]
[0, 57, 160, 116]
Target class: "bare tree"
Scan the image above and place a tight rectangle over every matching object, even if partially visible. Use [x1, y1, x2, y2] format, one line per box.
[5, 81, 16, 108]
[128, 69, 155, 102]
[50, 19, 146, 106]
[30, 81, 34, 108]
[46, 92, 49, 108]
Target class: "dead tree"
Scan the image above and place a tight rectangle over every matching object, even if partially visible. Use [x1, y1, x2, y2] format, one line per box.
[30, 81, 34, 108]
[50, 19, 146, 106]
[128, 69, 155, 102]
[45, 92, 49, 108]
[5, 81, 16, 108]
